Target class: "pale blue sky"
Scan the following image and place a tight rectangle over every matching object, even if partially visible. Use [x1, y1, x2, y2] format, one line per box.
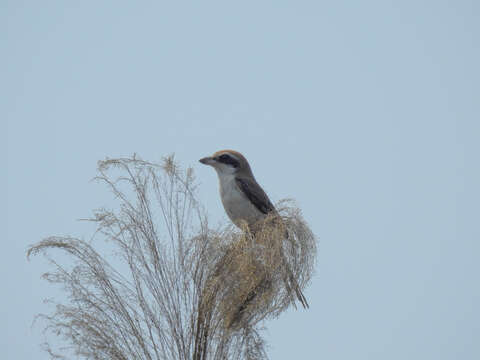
[3, 1, 479, 359]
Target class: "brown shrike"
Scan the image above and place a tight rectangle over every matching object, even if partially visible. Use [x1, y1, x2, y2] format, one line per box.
[199, 150, 308, 310]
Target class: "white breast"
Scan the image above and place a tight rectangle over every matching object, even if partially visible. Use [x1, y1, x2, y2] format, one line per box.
[217, 173, 265, 227]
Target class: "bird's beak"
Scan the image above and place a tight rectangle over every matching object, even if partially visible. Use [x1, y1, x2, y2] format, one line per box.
[199, 156, 215, 165]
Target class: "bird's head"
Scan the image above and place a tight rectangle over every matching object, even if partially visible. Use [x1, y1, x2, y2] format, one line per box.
[199, 150, 253, 177]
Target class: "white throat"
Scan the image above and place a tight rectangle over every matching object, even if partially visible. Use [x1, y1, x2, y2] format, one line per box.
[215, 169, 236, 191]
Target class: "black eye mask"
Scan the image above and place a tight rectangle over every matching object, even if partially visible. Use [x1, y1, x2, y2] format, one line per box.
[217, 154, 240, 168]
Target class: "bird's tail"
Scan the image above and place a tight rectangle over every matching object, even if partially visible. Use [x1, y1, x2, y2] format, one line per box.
[228, 277, 272, 328]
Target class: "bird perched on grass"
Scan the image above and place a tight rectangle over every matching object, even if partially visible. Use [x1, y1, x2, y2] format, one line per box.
[199, 150, 308, 313]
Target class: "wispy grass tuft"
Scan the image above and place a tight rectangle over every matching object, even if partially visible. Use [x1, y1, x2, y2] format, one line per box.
[28, 155, 316, 360]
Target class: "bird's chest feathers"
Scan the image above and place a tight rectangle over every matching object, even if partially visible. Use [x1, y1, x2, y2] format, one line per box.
[218, 174, 263, 225]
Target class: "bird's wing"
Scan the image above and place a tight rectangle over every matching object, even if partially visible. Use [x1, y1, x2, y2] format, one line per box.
[235, 177, 276, 214]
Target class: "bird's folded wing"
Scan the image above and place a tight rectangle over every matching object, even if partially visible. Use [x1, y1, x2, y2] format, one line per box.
[235, 177, 276, 215]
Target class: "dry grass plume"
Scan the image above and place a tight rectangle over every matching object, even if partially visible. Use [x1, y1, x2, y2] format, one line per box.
[28, 155, 316, 360]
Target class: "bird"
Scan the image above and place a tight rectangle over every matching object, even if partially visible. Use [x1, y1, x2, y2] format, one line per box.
[199, 150, 309, 313]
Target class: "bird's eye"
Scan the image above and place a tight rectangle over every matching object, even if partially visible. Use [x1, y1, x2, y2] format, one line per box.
[217, 153, 239, 168]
